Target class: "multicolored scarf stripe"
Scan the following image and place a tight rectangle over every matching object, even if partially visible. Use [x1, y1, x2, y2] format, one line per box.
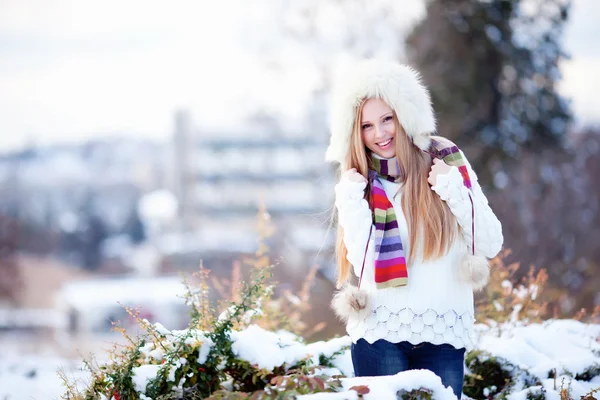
[371, 182, 408, 287]
[430, 139, 472, 190]
[367, 138, 474, 289]
[369, 161, 408, 289]
[370, 157, 402, 182]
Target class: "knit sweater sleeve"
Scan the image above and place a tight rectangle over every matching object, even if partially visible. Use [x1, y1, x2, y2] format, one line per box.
[334, 177, 375, 278]
[430, 151, 504, 259]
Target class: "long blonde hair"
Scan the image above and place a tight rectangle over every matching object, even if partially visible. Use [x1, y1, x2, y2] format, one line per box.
[335, 99, 458, 287]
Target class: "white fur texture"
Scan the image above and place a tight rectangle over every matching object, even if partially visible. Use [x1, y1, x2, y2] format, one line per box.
[459, 254, 490, 291]
[326, 59, 436, 164]
[330, 284, 370, 323]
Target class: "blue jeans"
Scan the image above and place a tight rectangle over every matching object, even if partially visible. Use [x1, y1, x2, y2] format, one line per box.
[351, 339, 466, 398]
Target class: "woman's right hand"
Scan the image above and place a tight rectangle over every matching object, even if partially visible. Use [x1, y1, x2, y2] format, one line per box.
[342, 168, 367, 184]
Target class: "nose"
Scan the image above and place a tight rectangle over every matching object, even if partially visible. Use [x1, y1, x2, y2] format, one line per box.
[375, 123, 386, 138]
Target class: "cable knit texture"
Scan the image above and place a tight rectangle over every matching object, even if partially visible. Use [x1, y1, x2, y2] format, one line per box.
[334, 152, 503, 350]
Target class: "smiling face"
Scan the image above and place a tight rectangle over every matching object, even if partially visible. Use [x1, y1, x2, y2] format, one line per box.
[360, 97, 398, 159]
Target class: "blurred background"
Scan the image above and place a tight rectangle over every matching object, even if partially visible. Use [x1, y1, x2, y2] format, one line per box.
[0, 0, 598, 362]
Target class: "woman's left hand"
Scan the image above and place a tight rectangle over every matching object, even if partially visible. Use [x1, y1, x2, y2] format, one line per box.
[428, 158, 452, 186]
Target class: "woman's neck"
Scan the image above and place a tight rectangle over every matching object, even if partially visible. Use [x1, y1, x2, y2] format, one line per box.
[371, 152, 395, 161]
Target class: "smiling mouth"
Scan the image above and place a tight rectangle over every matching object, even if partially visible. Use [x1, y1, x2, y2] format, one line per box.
[377, 138, 393, 149]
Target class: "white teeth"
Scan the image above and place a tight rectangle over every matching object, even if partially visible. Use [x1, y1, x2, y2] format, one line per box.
[378, 138, 392, 147]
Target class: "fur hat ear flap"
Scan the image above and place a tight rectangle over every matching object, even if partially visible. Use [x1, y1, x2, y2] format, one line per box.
[412, 133, 432, 152]
[459, 254, 490, 291]
[331, 284, 370, 323]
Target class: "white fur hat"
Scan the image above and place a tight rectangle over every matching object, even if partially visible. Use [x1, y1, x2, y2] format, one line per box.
[326, 59, 437, 164]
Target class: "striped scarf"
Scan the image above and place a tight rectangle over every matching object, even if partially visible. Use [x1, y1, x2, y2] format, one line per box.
[428, 138, 473, 190]
[368, 138, 473, 289]
[369, 158, 407, 289]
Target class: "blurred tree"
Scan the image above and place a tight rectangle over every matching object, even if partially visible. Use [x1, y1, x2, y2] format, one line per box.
[80, 214, 108, 270]
[487, 130, 600, 314]
[0, 215, 22, 304]
[406, 0, 600, 315]
[79, 192, 109, 270]
[124, 205, 146, 245]
[406, 0, 572, 171]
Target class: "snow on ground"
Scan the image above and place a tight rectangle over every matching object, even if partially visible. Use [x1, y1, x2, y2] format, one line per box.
[476, 319, 600, 379]
[0, 320, 598, 399]
[0, 354, 89, 400]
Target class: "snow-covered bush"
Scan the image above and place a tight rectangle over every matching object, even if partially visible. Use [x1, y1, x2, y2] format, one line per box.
[463, 350, 539, 399]
[60, 285, 600, 399]
[61, 210, 354, 399]
[464, 320, 600, 400]
[62, 263, 356, 399]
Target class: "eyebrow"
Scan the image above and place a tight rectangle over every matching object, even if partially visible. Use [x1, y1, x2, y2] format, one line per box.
[361, 112, 393, 124]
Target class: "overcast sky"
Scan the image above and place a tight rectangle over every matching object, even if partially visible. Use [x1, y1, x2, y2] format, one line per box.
[0, 0, 598, 153]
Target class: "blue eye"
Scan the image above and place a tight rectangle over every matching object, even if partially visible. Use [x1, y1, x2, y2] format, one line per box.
[383, 116, 393, 122]
[362, 124, 372, 130]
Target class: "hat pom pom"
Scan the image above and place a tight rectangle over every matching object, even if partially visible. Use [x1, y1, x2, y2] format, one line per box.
[459, 254, 490, 291]
[331, 284, 370, 323]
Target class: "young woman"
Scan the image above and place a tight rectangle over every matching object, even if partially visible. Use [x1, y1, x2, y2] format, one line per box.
[327, 60, 503, 398]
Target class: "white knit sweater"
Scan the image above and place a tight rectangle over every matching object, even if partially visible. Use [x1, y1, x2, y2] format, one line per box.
[334, 153, 503, 350]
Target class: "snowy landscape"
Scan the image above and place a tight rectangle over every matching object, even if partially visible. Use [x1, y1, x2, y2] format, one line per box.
[1, 0, 600, 399]
[0, 320, 599, 399]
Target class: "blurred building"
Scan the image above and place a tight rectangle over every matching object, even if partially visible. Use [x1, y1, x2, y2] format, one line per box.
[172, 110, 196, 230]
[170, 110, 336, 271]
